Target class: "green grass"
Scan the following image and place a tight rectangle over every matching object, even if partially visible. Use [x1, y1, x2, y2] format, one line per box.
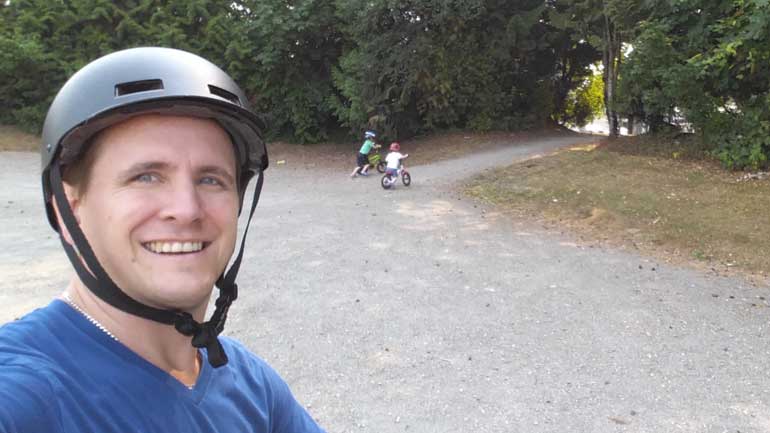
[465, 140, 770, 280]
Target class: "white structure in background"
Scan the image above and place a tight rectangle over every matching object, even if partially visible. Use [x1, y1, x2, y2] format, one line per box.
[569, 116, 648, 136]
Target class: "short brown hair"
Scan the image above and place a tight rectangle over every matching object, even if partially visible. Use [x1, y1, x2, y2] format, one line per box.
[61, 133, 104, 194]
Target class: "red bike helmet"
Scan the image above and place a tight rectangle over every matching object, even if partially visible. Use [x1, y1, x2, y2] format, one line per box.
[389, 142, 401, 151]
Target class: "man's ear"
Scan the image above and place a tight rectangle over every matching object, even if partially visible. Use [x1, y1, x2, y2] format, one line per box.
[51, 183, 82, 246]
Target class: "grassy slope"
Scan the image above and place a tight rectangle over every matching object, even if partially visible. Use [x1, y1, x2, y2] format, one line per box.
[0, 125, 38, 152]
[465, 138, 770, 282]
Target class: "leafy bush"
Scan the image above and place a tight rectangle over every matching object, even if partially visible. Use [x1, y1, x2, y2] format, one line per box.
[467, 113, 494, 132]
[563, 72, 604, 127]
[0, 33, 55, 133]
[708, 104, 770, 170]
[617, 1, 770, 169]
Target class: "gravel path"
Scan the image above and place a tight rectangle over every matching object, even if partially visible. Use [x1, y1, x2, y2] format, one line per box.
[1, 134, 768, 432]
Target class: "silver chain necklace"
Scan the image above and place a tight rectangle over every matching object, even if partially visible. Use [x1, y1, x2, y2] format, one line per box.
[62, 293, 119, 342]
[61, 293, 200, 388]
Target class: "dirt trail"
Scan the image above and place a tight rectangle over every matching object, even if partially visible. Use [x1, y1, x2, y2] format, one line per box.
[1, 134, 768, 432]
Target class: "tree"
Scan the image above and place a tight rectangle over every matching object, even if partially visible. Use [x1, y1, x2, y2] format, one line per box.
[330, 0, 559, 140]
[548, 0, 646, 137]
[227, 0, 345, 142]
[0, 0, 241, 132]
[618, 0, 770, 168]
[562, 70, 604, 127]
[544, 1, 602, 126]
[1, 0, 612, 144]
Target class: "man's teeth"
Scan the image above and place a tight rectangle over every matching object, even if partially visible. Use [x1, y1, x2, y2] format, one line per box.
[145, 241, 204, 254]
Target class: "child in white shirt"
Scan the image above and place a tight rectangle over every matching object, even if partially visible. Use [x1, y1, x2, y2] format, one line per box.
[384, 142, 408, 176]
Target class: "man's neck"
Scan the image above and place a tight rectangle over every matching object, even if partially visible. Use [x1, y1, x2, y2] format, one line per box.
[64, 279, 205, 386]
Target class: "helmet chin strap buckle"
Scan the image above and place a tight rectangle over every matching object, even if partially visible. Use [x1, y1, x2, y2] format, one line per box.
[215, 282, 238, 306]
[191, 322, 228, 367]
[174, 311, 230, 368]
[174, 312, 200, 336]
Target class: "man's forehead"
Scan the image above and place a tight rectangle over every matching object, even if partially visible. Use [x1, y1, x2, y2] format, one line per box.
[88, 114, 235, 163]
[99, 113, 228, 141]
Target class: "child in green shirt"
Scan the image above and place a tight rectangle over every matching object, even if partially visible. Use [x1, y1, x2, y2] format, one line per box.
[350, 130, 378, 178]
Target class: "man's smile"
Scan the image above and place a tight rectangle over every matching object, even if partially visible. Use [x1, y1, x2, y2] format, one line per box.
[141, 241, 209, 254]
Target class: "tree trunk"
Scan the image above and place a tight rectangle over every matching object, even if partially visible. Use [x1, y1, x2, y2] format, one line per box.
[602, 11, 620, 138]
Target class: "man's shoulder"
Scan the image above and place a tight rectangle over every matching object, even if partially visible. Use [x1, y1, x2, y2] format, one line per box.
[0, 301, 64, 362]
[218, 337, 274, 374]
[216, 338, 326, 433]
[217, 337, 293, 393]
[0, 359, 61, 431]
[0, 303, 64, 397]
[0, 362, 56, 393]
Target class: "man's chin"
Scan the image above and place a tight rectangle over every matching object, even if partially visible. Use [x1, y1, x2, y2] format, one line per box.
[129, 281, 214, 312]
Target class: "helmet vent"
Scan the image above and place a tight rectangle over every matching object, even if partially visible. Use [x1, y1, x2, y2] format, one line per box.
[208, 85, 241, 106]
[115, 79, 164, 96]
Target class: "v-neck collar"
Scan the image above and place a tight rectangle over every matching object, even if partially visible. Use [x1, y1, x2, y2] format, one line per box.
[53, 299, 215, 404]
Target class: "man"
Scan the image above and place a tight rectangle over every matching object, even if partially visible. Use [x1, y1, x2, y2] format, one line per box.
[0, 47, 325, 432]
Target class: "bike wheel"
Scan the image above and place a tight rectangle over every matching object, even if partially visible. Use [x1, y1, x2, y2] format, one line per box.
[376, 161, 386, 173]
[402, 171, 411, 186]
[381, 174, 393, 189]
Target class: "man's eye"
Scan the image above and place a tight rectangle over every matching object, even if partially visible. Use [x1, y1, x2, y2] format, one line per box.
[200, 177, 221, 186]
[135, 173, 158, 183]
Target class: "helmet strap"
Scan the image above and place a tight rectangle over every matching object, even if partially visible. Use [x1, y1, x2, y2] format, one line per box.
[49, 162, 264, 368]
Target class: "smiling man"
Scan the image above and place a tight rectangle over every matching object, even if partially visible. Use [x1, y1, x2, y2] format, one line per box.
[0, 48, 324, 433]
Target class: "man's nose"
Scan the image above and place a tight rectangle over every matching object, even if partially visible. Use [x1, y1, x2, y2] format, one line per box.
[159, 181, 204, 223]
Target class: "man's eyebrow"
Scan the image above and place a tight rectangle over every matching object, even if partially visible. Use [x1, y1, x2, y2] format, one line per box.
[121, 161, 170, 176]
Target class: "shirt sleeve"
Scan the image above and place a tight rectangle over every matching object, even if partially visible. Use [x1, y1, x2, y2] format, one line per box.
[0, 366, 61, 433]
[265, 367, 325, 433]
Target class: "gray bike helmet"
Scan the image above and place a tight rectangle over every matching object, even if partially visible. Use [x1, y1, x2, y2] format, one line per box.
[40, 47, 268, 367]
[42, 46, 268, 229]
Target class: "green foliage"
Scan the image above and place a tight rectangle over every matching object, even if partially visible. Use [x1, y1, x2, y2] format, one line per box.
[231, 0, 344, 142]
[561, 70, 604, 127]
[616, 22, 685, 129]
[617, 0, 770, 169]
[709, 104, 770, 170]
[0, 0, 245, 132]
[548, 0, 645, 136]
[545, 1, 605, 124]
[0, 0, 604, 143]
[330, 0, 564, 139]
[0, 30, 57, 132]
[17, 0, 769, 156]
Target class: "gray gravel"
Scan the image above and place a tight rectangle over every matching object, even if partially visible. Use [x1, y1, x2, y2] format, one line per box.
[1, 134, 769, 433]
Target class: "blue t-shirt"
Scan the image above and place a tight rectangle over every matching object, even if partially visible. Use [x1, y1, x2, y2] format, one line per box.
[0, 300, 325, 433]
